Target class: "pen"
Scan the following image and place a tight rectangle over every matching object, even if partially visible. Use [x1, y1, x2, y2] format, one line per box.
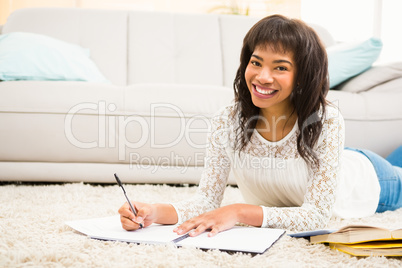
[114, 173, 143, 229]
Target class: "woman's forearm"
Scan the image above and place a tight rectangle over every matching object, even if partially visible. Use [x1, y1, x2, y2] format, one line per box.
[154, 203, 264, 227]
[233, 203, 264, 227]
[153, 203, 179, 225]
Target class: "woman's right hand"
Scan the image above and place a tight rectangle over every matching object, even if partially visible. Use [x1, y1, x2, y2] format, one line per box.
[118, 202, 157, 231]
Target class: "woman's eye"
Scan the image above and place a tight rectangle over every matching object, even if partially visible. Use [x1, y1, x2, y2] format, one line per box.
[276, 66, 288, 71]
[251, 61, 261, 67]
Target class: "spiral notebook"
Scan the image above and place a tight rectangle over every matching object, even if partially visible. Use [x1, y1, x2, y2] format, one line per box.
[66, 215, 285, 254]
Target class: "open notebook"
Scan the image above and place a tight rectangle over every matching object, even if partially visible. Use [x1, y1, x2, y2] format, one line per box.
[66, 215, 285, 254]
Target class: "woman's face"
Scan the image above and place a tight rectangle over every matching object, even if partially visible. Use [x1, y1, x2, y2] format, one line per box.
[245, 44, 296, 114]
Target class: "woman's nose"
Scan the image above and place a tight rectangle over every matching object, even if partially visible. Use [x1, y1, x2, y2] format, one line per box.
[256, 68, 274, 84]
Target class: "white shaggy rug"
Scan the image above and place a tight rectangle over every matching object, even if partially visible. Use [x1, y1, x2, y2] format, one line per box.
[1, 182, 401, 267]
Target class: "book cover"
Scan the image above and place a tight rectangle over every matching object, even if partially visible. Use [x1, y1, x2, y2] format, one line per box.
[310, 225, 402, 244]
[329, 241, 402, 257]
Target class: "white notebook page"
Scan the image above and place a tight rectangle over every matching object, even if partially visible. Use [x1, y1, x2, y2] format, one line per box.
[66, 215, 284, 253]
[66, 215, 180, 244]
[177, 226, 284, 254]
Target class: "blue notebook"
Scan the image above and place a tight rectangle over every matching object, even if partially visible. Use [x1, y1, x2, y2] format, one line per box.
[288, 229, 337, 238]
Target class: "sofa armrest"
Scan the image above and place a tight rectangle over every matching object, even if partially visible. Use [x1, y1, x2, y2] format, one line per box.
[335, 62, 402, 93]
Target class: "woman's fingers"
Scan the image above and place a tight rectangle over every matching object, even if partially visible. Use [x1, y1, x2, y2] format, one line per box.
[120, 215, 141, 231]
[174, 218, 198, 235]
[135, 203, 152, 225]
[208, 225, 220, 237]
[174, 206, 239, 237]
[174, 218, 214, 237]
[189, 223, 211, 237]
[118, 202, 158, 230]
[118, 202, 135, 221]
[118, 202, 143, 230]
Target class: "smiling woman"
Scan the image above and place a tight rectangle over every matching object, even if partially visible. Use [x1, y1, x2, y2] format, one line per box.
[117, 14, 402, 238]
[118, 14, 335, 235]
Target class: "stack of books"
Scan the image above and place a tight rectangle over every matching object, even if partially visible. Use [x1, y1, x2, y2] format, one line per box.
[290, 225, 402, 257]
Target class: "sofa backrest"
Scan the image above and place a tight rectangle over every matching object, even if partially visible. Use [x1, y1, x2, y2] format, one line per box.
[2, 8, 128, 86]
[2, 8, 335, 88]
[127, 11, 224, 86]
[219, 15, 259, 88]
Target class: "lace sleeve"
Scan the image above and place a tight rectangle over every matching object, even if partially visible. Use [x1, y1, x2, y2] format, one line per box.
[261, 107, 345, 231]
[171, 107, 232, 224]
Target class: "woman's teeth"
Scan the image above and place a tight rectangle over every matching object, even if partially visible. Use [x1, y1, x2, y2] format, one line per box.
[255, 86, 276, 95]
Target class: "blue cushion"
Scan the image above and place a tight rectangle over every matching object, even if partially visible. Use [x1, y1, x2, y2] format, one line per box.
[0, 32, 109, 82]
[327, 37, 383, 88]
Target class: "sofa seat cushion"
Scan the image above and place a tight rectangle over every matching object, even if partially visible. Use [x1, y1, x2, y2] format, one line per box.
[327, 89, 402, 121]
[0, 82, 233, 167]
[0, 81, 125, 164]
[124, 83, 233, 117]
[327, 89, 402, 157]
[0, 81, 124, 114]
[0, 81, 233, 116]
[121, 84, 234, 166]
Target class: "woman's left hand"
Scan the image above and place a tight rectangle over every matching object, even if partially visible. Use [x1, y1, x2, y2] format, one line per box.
[173, 204, 240, 237]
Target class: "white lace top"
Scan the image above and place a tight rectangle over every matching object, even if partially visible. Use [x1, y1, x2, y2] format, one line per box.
[172, 104, 380, 231]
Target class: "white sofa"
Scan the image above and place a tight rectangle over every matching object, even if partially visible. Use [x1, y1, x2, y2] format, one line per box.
[0, 8, 401, 184]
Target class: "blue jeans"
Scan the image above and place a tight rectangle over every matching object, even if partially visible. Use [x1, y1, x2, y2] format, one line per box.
[346, 146, 402, 213]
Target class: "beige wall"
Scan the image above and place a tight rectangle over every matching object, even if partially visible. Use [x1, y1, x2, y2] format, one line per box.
[0, 0, 75, 24]
[0, 0, 11, 25]
[0, 0, 300, 25]
[75, 0, 300, 17]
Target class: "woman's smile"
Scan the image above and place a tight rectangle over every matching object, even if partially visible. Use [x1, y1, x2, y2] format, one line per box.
[252, 84, 278, 99]
[245, 45, 296, 113]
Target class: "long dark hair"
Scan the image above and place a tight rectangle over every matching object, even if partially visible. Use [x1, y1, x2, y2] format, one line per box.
[233, 14, 329, 168]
